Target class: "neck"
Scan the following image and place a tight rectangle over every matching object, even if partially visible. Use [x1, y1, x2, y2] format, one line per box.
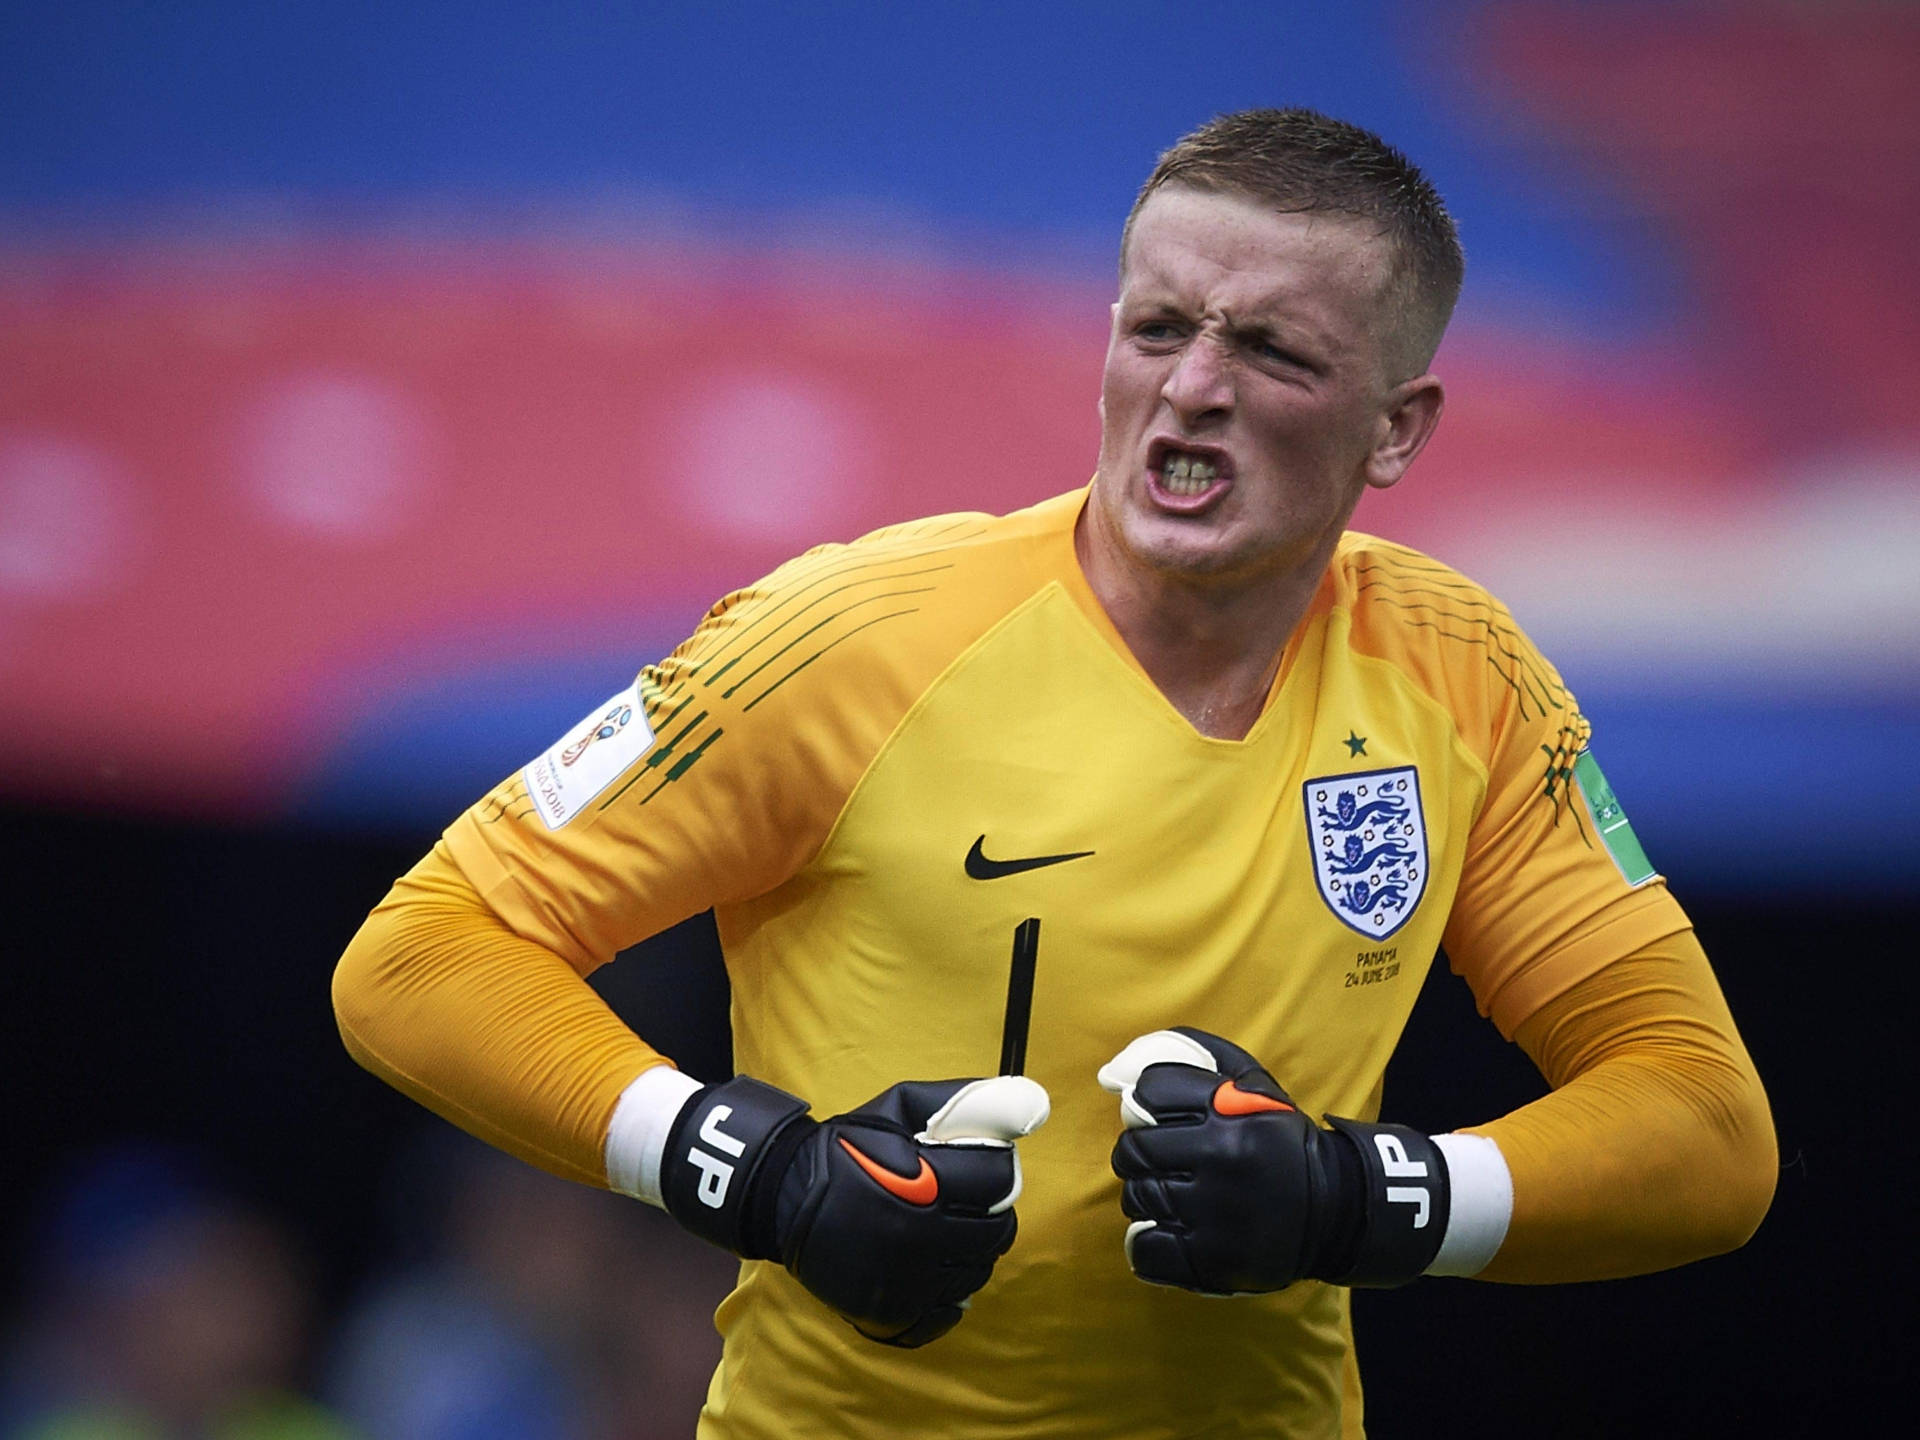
[1074, 514, 1327, 742]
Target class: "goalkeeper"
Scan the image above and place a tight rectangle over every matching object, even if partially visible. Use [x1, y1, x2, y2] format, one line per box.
[334, 108, 1773, 1438]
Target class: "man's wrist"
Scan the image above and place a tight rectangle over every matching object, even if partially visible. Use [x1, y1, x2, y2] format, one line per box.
[606, 1063, 705, 1206]
[1427, 1132, 1513, 1277]
[1321, 1117, 1452, 1285]
[659, 1076, 814, 1257]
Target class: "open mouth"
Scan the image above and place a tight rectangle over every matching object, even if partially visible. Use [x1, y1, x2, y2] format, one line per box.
[1161, 451, 1218, 495]
[1146, 440, 1233, 504]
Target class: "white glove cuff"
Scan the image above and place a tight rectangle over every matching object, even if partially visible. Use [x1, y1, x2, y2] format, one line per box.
[1427, 1132, 1514, 1277]
[605, 1064, 705, 1206]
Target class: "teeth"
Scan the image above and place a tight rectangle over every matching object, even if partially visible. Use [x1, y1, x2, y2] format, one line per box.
[1160, 453, 1218, 495]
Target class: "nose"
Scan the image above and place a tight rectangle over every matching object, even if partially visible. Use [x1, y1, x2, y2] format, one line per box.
[1161, 334, 1233, 425]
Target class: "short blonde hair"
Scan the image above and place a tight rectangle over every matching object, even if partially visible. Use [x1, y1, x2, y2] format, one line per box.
[1123, 109, 1465, 375]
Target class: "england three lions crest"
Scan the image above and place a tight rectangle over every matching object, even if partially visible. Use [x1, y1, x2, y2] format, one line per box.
[1303, 766, 1428, 940]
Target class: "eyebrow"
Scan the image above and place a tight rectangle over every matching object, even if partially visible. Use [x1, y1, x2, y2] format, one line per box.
[1123, 291, 1335, 365]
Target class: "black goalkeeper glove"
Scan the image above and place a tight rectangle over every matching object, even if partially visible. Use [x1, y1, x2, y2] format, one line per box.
[660, 1072, 1049, 1347]
[1097, 1027, 1448, 1294]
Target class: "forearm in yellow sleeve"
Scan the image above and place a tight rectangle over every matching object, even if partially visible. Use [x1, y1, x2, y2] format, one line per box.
[331, 839, 672, 1188]
[1467, 928, 1776, 1283]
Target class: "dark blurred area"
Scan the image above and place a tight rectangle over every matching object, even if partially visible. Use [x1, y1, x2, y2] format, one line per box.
[1, 1140, 342, 1440]
[2, 806, 736, 1439]
[4, 2, 1915, 1435]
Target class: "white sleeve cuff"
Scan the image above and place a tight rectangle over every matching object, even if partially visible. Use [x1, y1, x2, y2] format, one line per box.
[1427, 1132, 1514, 1277]
[605, 1064, 705, 1207]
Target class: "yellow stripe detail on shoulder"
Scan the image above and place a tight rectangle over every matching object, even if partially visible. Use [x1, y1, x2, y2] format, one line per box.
[1335, 531, 1578, 748]
[443, 491, 1089, 973]
[1329, 531, 1687, 1038]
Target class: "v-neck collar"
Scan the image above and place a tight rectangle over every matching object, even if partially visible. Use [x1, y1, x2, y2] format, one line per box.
[1031, 484, 1330, 747]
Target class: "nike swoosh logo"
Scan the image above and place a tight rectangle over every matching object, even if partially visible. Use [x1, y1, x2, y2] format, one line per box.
[838, 1137, 938, 1205]
[1212, 1080, 1295, 1117]
[965, 835, 1095, 880]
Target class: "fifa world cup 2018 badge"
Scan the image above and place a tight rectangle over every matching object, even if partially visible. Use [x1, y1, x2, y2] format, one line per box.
[1303, 765, 1429, 940]
[560, 703, 634, 767]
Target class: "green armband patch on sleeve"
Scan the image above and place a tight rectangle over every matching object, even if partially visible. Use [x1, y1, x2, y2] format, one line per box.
[1574, 750, 1657, 886]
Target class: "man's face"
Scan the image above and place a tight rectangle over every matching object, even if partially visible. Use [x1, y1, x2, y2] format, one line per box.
[1091, 185, 1429, 590]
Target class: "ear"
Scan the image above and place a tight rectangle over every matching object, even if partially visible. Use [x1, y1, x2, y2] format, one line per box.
[1098, 302, 1123, 424]
[1364, 375, 1445, 491]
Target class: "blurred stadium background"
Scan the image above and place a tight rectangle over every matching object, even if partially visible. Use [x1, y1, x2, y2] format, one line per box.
[2, 2, 1911, 1435]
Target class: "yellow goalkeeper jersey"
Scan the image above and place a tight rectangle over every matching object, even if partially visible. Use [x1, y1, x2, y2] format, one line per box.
[443, 487, 1686, 1440]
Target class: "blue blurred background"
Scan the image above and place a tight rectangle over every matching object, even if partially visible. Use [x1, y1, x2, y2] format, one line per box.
[3, 3, 1912, 1436]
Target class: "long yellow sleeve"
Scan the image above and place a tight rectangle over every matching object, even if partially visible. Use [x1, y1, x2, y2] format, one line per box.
[336, 847, 1777, 1283]
[1468, 928, 1776, 1282]
[331, 840, 671, 1188]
